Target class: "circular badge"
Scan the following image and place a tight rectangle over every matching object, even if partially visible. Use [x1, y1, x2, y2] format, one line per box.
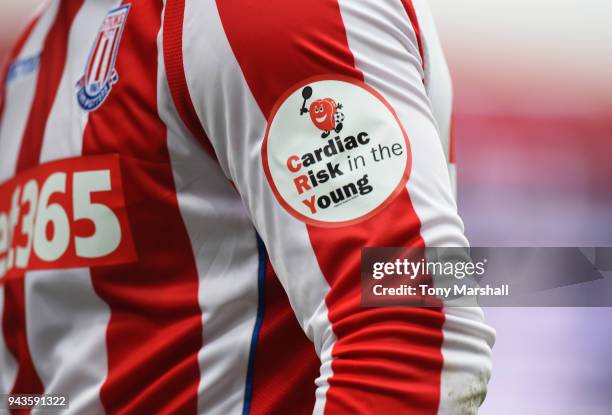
[262, 75, 411, 227]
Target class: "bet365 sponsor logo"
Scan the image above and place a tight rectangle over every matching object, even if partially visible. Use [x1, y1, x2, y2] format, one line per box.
[0, 155, 135, 280]
[263, 76, 411, 227]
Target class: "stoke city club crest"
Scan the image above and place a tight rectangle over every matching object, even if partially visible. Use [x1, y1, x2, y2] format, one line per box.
[76, 5, 131, 111]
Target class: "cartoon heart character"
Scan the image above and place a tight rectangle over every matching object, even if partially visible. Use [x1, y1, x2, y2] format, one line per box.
[299, 87, 345, 138]
[309, 98, 337, 133]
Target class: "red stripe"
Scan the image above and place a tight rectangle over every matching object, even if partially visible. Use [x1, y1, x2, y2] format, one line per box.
[81, 2, 202, 413]
[2, 3, 84, 410]
[400, 0, 426, 73]
[0, 16, 40, 405]
[216, 1, 444, 413]
[100, 34, 116, 83]
[2, 281, 42, 415]
[249, 259, 319, 415]
[16, 1, 84, 172]
[162, 0, 217, 161]
[86, 33, 102, 83]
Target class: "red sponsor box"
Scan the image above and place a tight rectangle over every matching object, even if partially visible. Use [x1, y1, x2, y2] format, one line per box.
[0, 154, 136, 281]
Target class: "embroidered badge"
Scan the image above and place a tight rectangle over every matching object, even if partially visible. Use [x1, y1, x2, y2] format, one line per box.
[76, 5, 130, 111]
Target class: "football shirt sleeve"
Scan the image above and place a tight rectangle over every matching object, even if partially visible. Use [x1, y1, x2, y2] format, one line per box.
[171, 0, 495, 412]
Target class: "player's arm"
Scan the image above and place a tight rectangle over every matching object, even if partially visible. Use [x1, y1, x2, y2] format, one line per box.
[174, 0, 494, 412]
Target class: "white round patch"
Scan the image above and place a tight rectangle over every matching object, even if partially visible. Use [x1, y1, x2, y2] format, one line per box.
[262, 76, 411, 227]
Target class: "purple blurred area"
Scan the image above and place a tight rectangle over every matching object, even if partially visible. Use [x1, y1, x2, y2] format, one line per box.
[459, 113, 612, 245]
[1, 1, 611, 414]
[433, 0, 612, 413]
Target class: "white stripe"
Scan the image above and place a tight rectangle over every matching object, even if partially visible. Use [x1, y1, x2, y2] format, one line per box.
[313, 324, 335, 415]
[182, 1, 338, 413]
[410, 0, 458, 197]
[0, 288, 12, 411]
[0, 2, 60, 407]
[409, 3, 495, 413]
[161, 91, 259, 415]
[40, 0, 121, 163]
[411, 0, 454, 165]
[26, 268, 110, 415]
[337, 0, 458, 245]
[338, 2, 495, 414]
[24, 2, 119, 414]
[157, 6, 261, 413]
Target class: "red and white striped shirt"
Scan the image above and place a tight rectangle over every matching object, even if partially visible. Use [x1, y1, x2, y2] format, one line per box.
[0, 0, 494, 414]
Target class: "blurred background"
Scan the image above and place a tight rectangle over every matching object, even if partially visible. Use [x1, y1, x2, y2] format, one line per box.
[431, 1, 612, 414]
[1, 0, 611, 414]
